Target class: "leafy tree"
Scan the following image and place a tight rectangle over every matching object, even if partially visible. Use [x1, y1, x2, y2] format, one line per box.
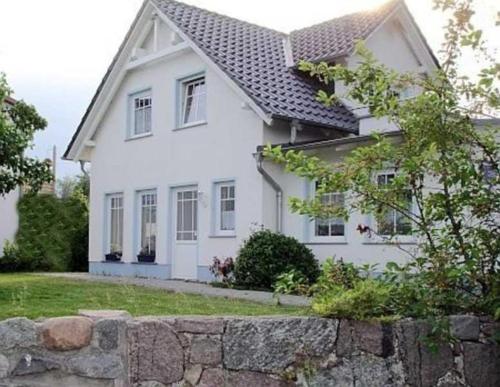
[265, 0, 499, 317]
[57, 174, 90, 200]
[0, 74, 52, 196]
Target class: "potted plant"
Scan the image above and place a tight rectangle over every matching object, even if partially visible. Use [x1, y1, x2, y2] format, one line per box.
[105, 247, 122, 262]
[137, 248, 155, 263]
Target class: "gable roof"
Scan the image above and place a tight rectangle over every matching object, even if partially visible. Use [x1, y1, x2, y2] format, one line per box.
[290, 0, 402, 63]
[152, 0, 358, 132]
[65, 0, 437, 159]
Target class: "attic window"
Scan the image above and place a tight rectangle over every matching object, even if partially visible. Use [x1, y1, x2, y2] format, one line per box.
[180, 76, 206, 126]
[128, 89, 152, 138]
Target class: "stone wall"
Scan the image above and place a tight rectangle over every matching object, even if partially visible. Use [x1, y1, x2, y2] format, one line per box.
[0, 312, 498, 387]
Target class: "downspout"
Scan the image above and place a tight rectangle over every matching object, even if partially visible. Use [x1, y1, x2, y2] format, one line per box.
[255, 153, 283, 233]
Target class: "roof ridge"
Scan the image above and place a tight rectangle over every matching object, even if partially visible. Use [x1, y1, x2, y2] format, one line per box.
[290, 0, 402, 34]
[152, 0, 287, 36]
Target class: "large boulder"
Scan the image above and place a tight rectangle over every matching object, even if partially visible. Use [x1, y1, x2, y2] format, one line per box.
[0, 318, 37, 349]
[40, 316, 93, 351]
[449, 315, 479, 341]
[223, 317, 338, 373]
[127, 319, 183, 385]
[463, 342, 500, 387]
[189, 335, 222, 366]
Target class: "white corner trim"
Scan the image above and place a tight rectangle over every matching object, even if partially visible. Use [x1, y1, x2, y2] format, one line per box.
[150, 1, 273, 126]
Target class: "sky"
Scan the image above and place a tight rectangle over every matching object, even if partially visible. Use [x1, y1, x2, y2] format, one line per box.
[0, 0, 498, 178]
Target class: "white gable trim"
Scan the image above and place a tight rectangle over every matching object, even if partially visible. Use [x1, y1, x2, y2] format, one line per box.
[126, 42, 191, 71]
[66, 0, 272, 161]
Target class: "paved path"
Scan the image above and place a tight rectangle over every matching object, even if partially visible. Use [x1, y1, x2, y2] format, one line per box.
[40, 272, 311, 307]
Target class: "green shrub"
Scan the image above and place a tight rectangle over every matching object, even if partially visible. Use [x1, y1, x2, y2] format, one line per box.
[273, 269, 310, 296]
[312, 279, 393, 320]
[234, 230, 319, 289]
[0, 193, 88, 272]
[312, 257, 361, 293]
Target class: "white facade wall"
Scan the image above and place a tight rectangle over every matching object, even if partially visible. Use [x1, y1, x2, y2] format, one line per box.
[85, 8, 436, 279]
[0, 188, 20, 256]
[260, 15, 428, 268]
[88, 46, 265, 279]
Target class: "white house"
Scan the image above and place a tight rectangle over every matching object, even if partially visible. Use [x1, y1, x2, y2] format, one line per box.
[0, 188, 20, 256]
[0, 97, 20, 256]
[64, 0, 440, 280]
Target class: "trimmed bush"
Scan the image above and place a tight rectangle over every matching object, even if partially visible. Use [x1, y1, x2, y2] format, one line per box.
[234, 230, 320, 289]
[0, 193, 88, 272]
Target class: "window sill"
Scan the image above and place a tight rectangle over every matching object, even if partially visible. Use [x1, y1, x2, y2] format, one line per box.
[305, 241, 348, 245]
[173, 121, 207, 131]
[362, 236, 417, 245]
[101, 260, 124, 264]
[208, 234, 237, 239]
[125, 132, 153, 141]
[132, 261, 158, 265]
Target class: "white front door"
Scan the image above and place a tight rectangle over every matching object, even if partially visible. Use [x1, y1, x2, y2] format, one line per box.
[171, 186, 198, 279]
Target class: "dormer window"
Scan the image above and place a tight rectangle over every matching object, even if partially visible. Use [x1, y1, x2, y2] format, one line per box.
[128, 89, 152, 138]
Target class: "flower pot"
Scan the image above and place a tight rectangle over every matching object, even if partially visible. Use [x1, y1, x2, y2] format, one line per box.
[105, 253, 121, 262]
[137, 254, 155, 263]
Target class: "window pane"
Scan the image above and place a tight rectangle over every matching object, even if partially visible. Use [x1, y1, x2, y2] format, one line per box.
[315, 220, 330, 236]
[176, 190, 197, 241]
[378, 210, 395, 235]
[192, 199, 197, 237]
[144, 106, 151, 133]
[314, 190, 344, 237]
[184, 96, 194, 123]
[330, 224, 345, 236]
[376, 173, 413, 236]
[135, 109, 144, 134]
[218, 184, 235, 232]
[176, 200, 183, 234]
[109, 195, 123, 255]
[183, 200, 193, 232]
[140, 193, 156, 255]
[133, 95, 152, 135]
[182, 77, 206, 125]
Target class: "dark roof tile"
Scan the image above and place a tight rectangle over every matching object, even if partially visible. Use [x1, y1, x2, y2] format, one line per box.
[153, 0, 359, 132]
[290, 0, 401, 62]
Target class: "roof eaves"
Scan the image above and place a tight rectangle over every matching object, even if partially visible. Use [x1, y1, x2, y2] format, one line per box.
[256, 130, 401, 153]
[270, 113, 359, 134]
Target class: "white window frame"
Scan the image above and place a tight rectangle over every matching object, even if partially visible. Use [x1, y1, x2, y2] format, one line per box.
[309, 182, 346, 244]
[213, 181, 236, 236]
[128, 89, 152, 138]
[136, 190, 157, 258]
[106, 193, 124, 256]
[179, 75, 207, 128]
[364, 170, 417, 245]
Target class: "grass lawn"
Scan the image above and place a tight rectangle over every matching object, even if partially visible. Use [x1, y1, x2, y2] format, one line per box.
[0, 274, 308, 320]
